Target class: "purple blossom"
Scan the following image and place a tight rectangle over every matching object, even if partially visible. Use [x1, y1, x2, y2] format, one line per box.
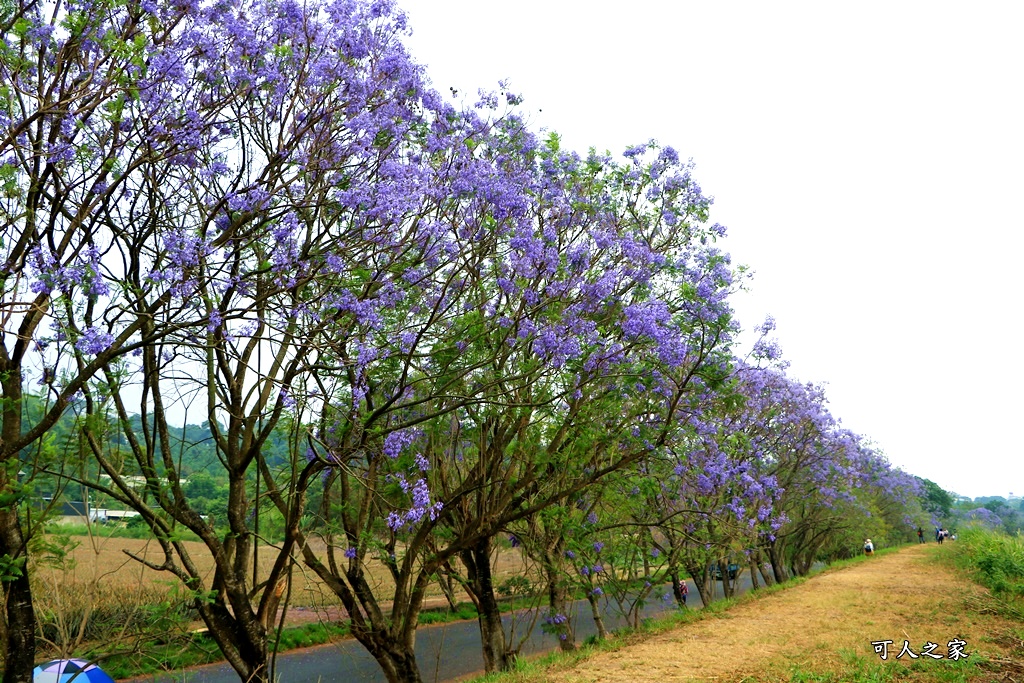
[623, 144, 647, 159]
[279, 388, 296, 410]
[387, 479, 443, 530]
[76, 328, 114, 356]
[207, 309, 224, 333]
[383, 428, 420, 459]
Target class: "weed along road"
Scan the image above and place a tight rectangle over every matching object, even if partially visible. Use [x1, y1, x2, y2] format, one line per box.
[136, 574, 757, 683]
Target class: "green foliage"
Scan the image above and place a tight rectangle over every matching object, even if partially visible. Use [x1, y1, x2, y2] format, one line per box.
[498, 575, 533, 598]
[92, 629, 221, 681]
[45, 521, 203, 542]
[16, 391, 297, 538]
[950, 526, 1024, 599]
[0, 552, 25, 580]
[919, 478, 955, 519]
[417, 602, 478, 624]
[271, 621, 349, 649]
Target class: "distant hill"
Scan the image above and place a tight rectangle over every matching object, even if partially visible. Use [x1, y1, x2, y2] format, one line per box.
[19, 392, 294, 499]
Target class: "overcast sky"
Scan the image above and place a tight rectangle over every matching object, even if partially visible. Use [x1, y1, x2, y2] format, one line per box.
[396, 1, 1023, 500]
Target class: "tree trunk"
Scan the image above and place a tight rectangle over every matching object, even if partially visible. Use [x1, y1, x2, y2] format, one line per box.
[754, 549, 775, 587]
[0, 511, 34, 683]
[586, 592, 608, 640]
[717, 558, 732, 599]
[358, 634, 424, 683]
[437, 562, 462, 612]
[460, 537, 514, 673]
[545, 563, 575, 651]
[684, 561, 712, 607]
[0, 367, 35, 683]
[748, 559, 760, 590]
[767, 542, 789, 583]
[197, 599, 270, 683]
[669, 569, 687, 609]
[758, 561, 775, 586]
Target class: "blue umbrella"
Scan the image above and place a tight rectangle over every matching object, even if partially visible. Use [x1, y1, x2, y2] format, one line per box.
[33, 659, 115, 683]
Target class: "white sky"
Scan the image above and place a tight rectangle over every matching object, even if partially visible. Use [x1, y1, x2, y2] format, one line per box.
[397, 1, 1024, 500]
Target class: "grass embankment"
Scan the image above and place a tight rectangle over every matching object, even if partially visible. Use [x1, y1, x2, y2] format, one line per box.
[472, 542, 1024, 683]
[946, 527, 1024, 602]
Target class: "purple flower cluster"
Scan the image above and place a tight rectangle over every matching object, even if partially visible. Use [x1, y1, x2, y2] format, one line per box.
[387, 478, 444, 531]
[75, 328, 114, 356]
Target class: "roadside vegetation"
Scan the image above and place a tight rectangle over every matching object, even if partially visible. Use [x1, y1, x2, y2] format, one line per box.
[946, 526, 1024, 601]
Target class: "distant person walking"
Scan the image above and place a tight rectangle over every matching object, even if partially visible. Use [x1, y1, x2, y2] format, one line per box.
[917, 527, 925, 544]
[937, 528, 946, 545]
[864, 538, 874, 556]
[679, 580, 688, 606]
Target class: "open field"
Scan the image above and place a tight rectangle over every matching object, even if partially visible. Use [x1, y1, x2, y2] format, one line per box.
[32, 533, 530, 626]
[484, 544, 1024, 683]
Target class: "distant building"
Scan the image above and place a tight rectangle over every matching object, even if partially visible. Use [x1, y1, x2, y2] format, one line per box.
[38, 496, 141, 525]
[89, 508, 141, 523]
[56, 499, 91, 528]
[99, 474, 188, 489]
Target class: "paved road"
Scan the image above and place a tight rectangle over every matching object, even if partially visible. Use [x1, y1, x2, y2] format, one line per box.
[136, 573, 757, 683]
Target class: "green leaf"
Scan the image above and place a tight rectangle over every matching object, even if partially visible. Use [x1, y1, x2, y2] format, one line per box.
[12, 17, 31, 37]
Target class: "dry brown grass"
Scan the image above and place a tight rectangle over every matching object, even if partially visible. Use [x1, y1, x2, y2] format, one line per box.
[32, 533, 531, 628]
[512, 545, 1023, 683]
[30, 532, 533, 659]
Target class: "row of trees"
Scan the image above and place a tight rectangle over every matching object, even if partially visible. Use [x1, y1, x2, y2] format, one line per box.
[1, 1, 925, 682]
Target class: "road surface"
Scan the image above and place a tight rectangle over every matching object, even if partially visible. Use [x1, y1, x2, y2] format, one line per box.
[134, 573, 758, 683]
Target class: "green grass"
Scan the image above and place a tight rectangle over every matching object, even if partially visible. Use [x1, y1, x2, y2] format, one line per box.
[272, 621, 350, 650]
[946, 526, 1024, 600]
[419, 601, 479, 624]
[47, 521, 204, 542]
[781, 650, 988, 683]
[94, 633, 224, 679]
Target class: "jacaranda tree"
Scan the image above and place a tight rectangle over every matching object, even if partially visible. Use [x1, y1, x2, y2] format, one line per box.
[1, 0, 224, 677]
[438, 138, 736, 670]
[2, 0, 482, 679]
[295, 123, 736, 679]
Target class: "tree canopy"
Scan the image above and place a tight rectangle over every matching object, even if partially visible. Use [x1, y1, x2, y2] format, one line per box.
[0, 1, 942, 682]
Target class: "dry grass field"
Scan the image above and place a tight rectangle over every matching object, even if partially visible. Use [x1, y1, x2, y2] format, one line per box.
[499, 544, 1024, 683]
[32, 532, 531, 630]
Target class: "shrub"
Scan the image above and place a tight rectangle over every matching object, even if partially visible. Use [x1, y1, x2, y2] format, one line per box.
[951, 526, 1024, 598]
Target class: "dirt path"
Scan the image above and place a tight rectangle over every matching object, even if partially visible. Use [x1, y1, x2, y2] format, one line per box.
[525, 545, 1023, 682]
